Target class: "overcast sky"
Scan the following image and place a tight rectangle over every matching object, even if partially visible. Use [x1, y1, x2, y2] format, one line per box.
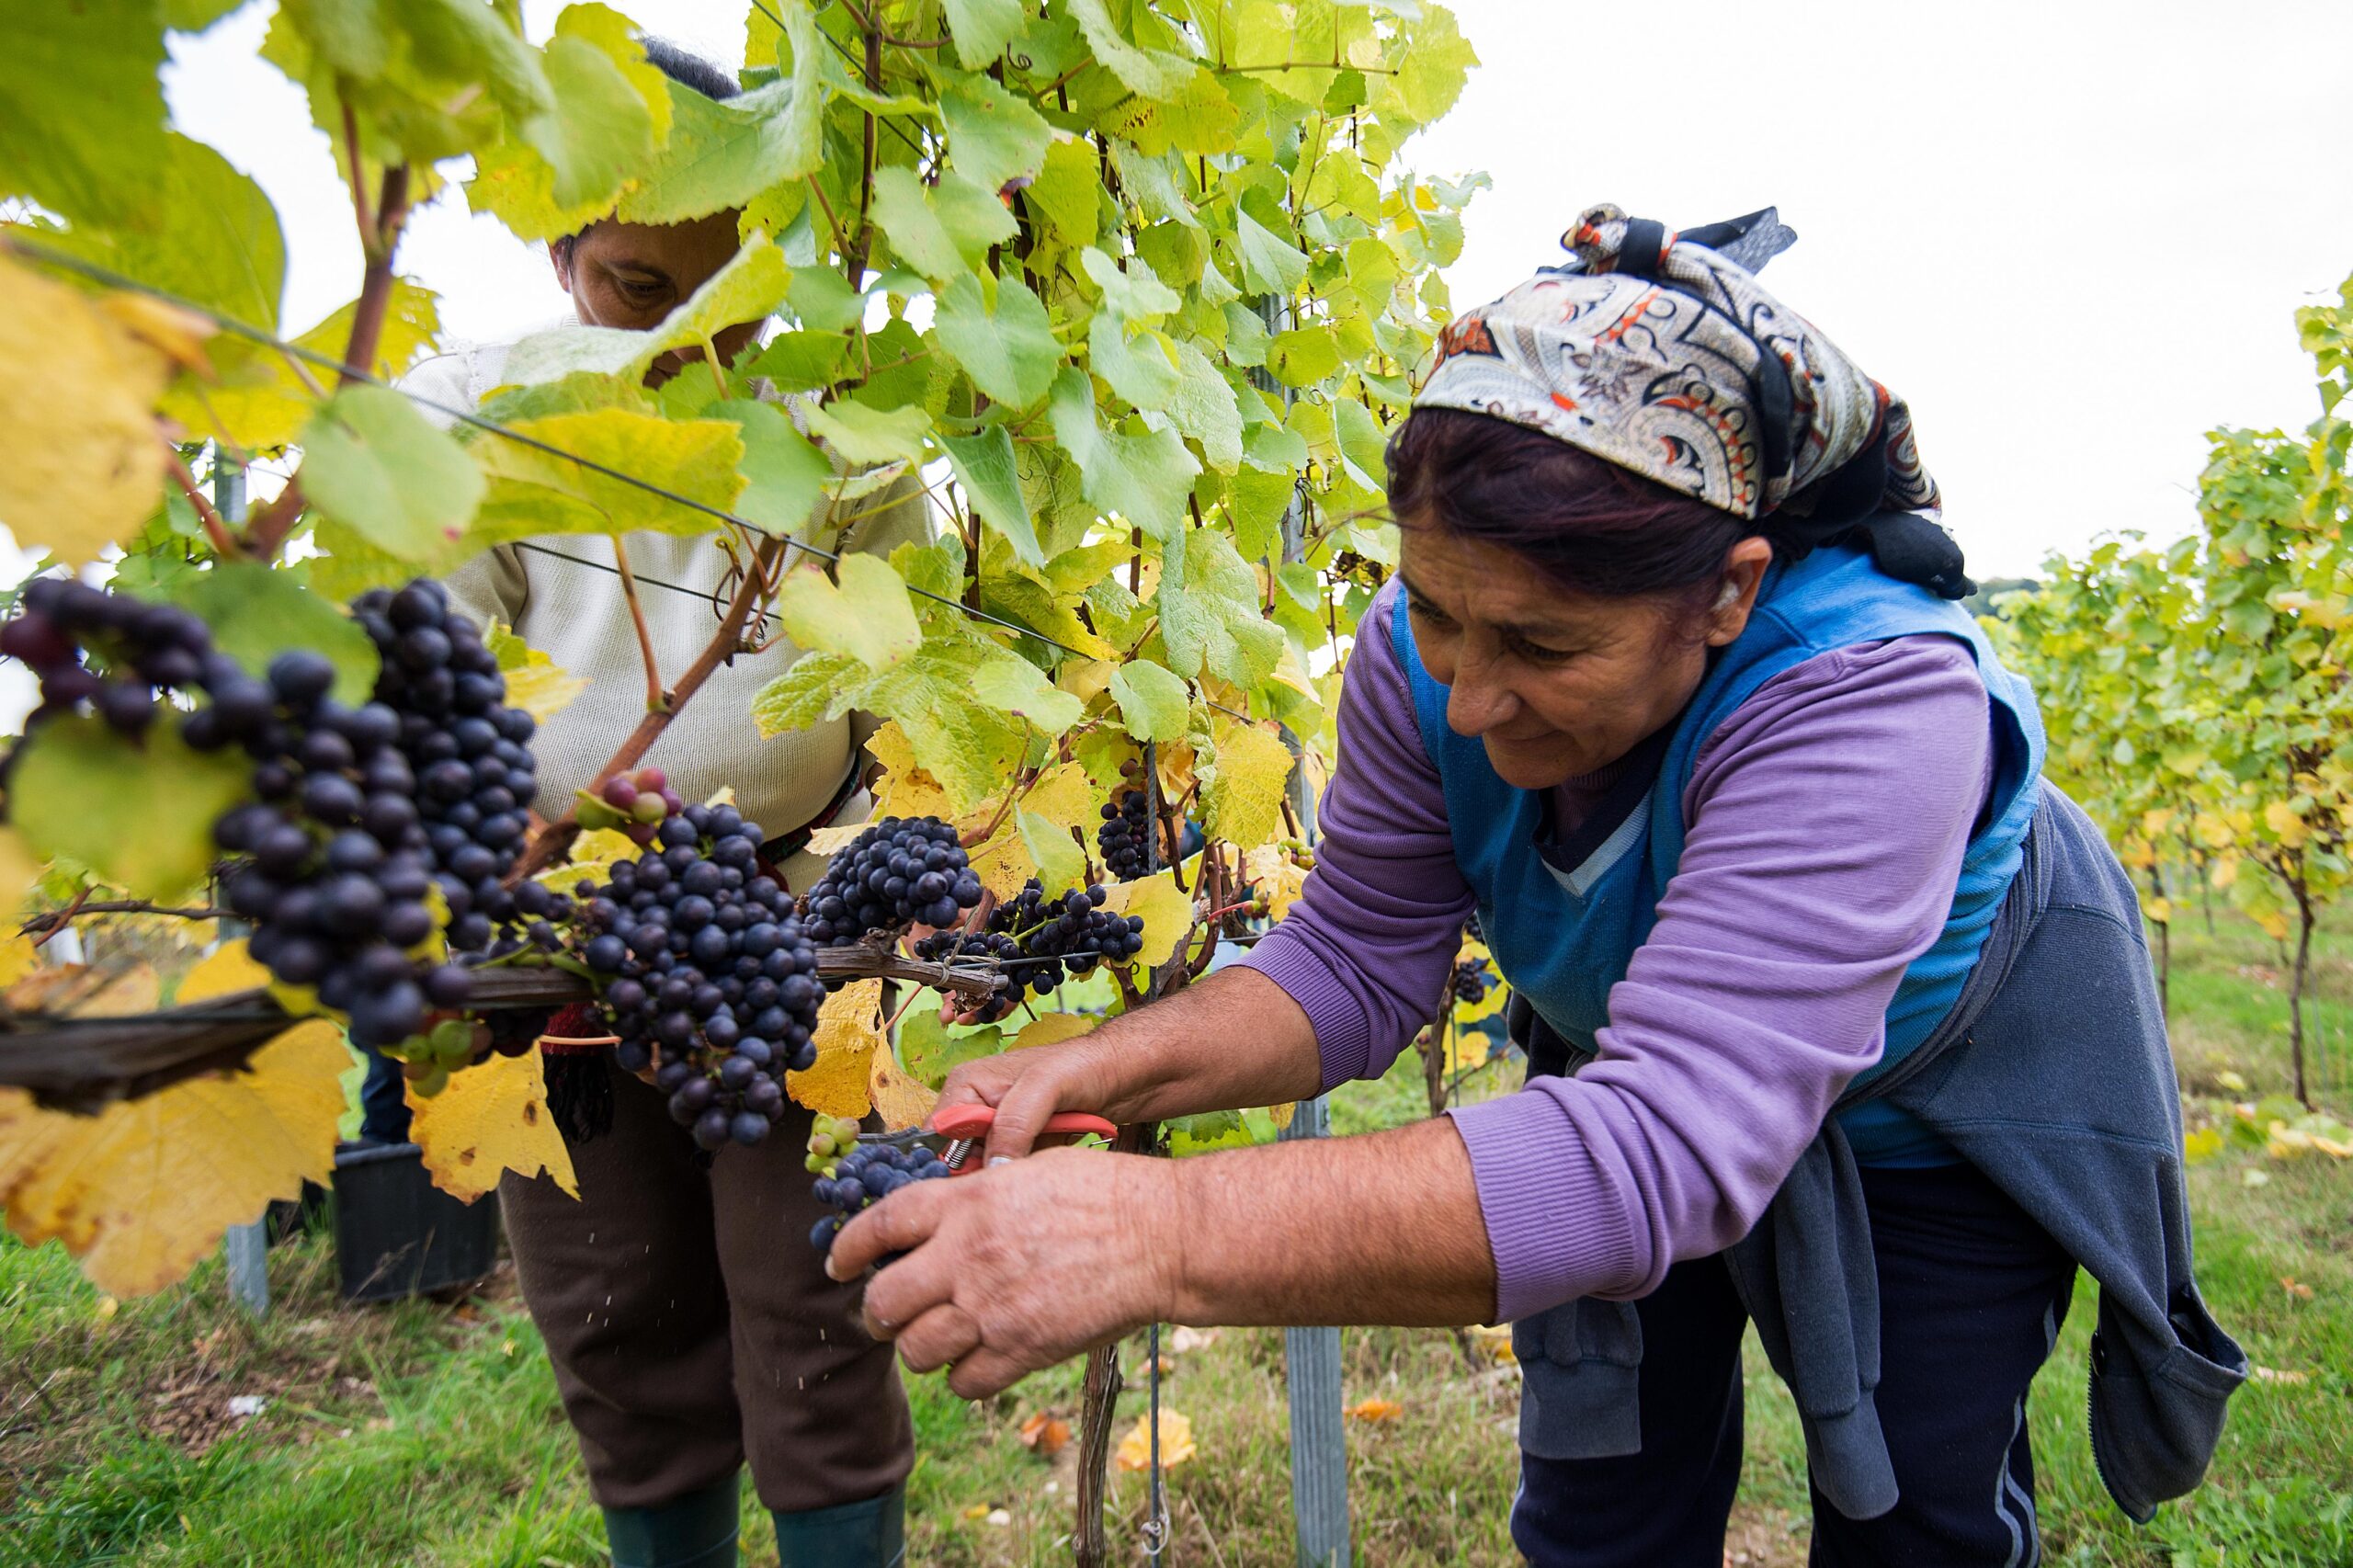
[149, 0, 2353, 579]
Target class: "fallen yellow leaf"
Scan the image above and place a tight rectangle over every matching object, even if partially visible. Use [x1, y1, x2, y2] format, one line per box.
[2279, 1276, 2314, 1301]
[0, 1019, 345, 1295]
[788, 979, 883, 1119]
[407, 1045, 577, 1203]
[1114, 1407, 1196, 1471]
[1347, 1397, 1404, 1423]
[1017, 1412, 1072, 1457]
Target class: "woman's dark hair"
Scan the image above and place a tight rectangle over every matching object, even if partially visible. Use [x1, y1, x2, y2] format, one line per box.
[1385, 407, 1784, 602]
[552, 38, 738, 266]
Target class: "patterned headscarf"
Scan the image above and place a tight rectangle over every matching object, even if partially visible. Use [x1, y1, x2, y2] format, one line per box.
[1415, 205, 1971, 597]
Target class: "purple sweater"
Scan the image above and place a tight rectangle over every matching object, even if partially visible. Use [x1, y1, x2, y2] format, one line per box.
[1237, 580, 1994, 1324]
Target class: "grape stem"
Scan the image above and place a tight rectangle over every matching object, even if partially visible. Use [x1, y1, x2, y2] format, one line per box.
[609, 536, 670, 715]
[160, 443, 243, 560]
[508, 533, 788, 881]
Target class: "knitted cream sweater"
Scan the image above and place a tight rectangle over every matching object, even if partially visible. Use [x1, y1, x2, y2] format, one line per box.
[400, 335, 932, 870]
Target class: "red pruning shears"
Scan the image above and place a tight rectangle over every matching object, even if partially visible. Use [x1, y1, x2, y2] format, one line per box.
[859, 1103, 1119, 1174]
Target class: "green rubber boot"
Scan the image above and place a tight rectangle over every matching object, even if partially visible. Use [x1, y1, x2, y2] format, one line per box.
[770, 1483, 906, 1568]
[602, 1474, 740, 1568]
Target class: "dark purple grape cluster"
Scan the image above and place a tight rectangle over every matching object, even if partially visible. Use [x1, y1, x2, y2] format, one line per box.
[1096, 789, 1153, 881]
[808, 1140, 952, 1252]
[0, 578, 218, 744]
[801, 816, 983, 945]
[1451, 953, 1495, 1005]
[572, 803, 826, 1151]
[349, 582, 542, 958]
[911, 927, 1024, 1022]
[941, 878, 1146, 1003]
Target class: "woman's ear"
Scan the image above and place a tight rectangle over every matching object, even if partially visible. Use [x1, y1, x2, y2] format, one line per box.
[547, 239, 574, 294]
[1704, 536, 1774, 646]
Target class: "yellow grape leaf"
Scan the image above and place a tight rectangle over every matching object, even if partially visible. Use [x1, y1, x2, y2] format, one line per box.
[540, 827, 642, 896]
[1346, 1397, 1404, 1423]
[868, 721, 957, 822]
[0, 1020, 345, 1296]
[0, 257, 169, 566]
[2143, 897, 2171, 926]
[407, 1045, 578, 1204]
[2256, 909, 2290, 942]
[1463, 1322, 1516, 1363]
[961, 762, 1095, 901]
[1444, 1019, 1490, 1074]
[1014, 1013, 1096, 1051]
[2184, 1126, 2222, 1164]
[1202, 720, 1293, 852]
[485, 622, 587, 722]
[180, 939, 268, 1002]
[2211, 855, 2240, 891]
[1268, 1099, 1295, 1131]
[869, 1039, 938, 1132]
[789, 978, 883, 1119]
[1104, 870, 1194, 970]
[2141, 807, 2175, 838]
[2265, 801, 2309, 849]
[805, 822, 871, 857]
[0, 935, 39, 992]
[1243, 843, 1309, 920]
[1114, 1407, 1196, 1471]
[2214, 1070, 2249, 1093]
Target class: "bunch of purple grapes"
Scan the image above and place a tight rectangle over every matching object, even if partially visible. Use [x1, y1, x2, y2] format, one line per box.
[915, 879, 1145, 1013]
[573, 803, 826, 1151]
[1, 578, 222, 743]
[1096, 789, 1153, 881]
[1452, 953, 1495, 1005]
[808, 1140, 952, 1251]
[801, 816, 983, 945]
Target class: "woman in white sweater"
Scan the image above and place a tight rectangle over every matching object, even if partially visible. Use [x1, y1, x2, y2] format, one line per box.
[399, 40, 929, 1568]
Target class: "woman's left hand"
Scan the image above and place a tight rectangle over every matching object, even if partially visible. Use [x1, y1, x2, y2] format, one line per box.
[826, 1147, 1183, 1399]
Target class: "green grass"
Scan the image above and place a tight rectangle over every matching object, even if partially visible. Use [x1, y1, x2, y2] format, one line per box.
[3, 916, 2348, 1565]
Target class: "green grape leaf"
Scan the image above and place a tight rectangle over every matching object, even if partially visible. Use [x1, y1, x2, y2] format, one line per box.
[1168, 342, 1244, 473]
[35, 132, 287, 333]
[870, 165, 1017, 282]
[1383, 1, 1479, 125]
[1332, 396, 1389, 492]
[1081, 248, 1181, 323]
[804, 401, 930, 467]
[943, 0, 1030, 70]
[933, 272, 1059, 409]
[472, 409, 745, 539]
[1067, 0, 1199, 99]
[12, 715, 252, 902]
[1346, 235, 1400, 317]
[775, 554, 923, 670]
[1235, 206, 1308, 296]
[941, 71, 1052, 196]
[0, 0, 170, 231]
[1108, 658, 1190, 742]
[941, 426, 1042, 566]
[1244, 422, 1310, 472]
[972, 651, 1086, 735]
[1088, 315, 1182, 410]
[1109, 142, 1201, 231]
[616, 74, 819, 225]
[1017, 808, 1086, 895]
[1025, 139, 1100, 247]
[741, 330, 853, 392]
[166, 0, 246, 30]
[898, 1008, 1005, 1090]
[519, 14, 659, 210]
[168, 562, 381, 710]
[1046, 369, 1199, 542]
[1098, 70, 1239, 156]
[787, 264, 866, 333]
[1225, 467, 1296, 563]
[300, 384, 487, 561]
[1159, 526, 1284, 687]
[710, 398, 830, 534]
[1267, 324, 1339, 388]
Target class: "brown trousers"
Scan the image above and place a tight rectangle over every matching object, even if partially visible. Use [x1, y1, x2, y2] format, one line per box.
[500, 1057, 912, 1514]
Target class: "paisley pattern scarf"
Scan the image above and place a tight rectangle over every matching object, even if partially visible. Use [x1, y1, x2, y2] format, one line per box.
[1415, 205, 1971, 597]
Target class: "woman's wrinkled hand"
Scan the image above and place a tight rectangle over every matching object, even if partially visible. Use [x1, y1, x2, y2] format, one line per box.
[827, 1147, 1183, 1400]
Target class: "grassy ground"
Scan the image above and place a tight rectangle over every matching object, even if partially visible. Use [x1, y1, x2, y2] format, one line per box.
[3, 916, 2348, 1566]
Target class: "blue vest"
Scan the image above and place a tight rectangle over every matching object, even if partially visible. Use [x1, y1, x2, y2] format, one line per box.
[1395, 544, 2047, 1163]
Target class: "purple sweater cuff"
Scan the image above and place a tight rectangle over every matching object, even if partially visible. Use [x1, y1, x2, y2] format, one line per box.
[1233, 936, 1372, 1094]
[1448, 1093, 1641, 1323]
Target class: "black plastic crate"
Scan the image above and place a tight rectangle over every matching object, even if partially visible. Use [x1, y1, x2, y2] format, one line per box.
[331, 1141, 499, 1302]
